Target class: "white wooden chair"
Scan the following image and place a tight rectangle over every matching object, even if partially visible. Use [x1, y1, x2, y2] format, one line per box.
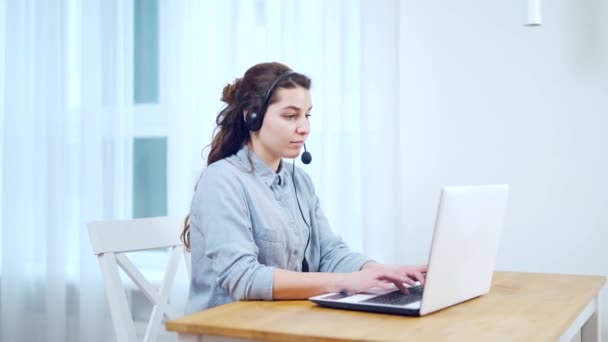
[88, 216, 191, 342]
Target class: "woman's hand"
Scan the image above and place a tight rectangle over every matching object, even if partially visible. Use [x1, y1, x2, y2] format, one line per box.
[363, 262, 427, 285]
[332, 262, 427, 296]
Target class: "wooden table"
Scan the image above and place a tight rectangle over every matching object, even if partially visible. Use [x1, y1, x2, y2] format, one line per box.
[166, 272, 605, 342]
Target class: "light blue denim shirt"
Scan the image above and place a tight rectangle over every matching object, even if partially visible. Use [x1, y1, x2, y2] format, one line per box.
[185, 145, 371, 313]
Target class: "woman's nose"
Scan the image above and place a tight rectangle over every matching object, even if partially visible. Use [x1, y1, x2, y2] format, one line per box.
[296, 117, 310, 134]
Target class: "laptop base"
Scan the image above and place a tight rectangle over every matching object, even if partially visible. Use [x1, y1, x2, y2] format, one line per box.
[310, 297, 421, 316]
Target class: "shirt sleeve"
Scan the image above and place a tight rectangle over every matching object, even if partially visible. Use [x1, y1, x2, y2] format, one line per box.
[190, 163, 274, 301]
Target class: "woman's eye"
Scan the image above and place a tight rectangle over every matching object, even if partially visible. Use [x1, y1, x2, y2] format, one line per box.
[285, 114, 297, 119]
[305, 114, 312, 118]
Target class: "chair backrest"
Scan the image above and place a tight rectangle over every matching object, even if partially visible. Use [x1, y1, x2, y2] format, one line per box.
[88, 216, 191, 342]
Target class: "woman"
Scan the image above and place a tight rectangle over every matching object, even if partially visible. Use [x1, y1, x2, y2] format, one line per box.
[182, 62, 426, 313]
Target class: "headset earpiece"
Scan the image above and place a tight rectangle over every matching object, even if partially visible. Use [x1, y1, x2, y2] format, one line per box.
[245, 111, 262, 131]
[245, 71, 296, 132]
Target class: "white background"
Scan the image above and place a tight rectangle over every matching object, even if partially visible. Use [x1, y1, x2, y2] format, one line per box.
[396, 0, 607, 338]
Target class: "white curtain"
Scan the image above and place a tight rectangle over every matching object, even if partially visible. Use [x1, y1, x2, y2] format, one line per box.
[1, 0, 132, 341]
[163, 0, 401, 263]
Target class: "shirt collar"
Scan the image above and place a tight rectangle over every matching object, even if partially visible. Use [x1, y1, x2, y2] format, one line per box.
[234, 145, 288, 187]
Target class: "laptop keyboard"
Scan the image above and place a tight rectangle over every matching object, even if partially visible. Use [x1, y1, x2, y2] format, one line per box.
[362, 285, 424, 306]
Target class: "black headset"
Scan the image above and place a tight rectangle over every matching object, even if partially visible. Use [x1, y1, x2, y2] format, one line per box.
[244, 71, 297, 132]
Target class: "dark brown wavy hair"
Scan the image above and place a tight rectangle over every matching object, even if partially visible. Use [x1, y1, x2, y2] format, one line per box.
[180, 62, 312, 251]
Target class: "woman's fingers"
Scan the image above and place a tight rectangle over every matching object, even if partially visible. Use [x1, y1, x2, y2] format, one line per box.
[405, 270, 426, 284]
[376, 270, 416, 292]
[375, 280, 398, 291]
[353, 265, 430, 295]
[411, 271, 425, 285]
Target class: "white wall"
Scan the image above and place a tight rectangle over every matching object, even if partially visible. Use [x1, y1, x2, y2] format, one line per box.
[396, 0, 608, 337]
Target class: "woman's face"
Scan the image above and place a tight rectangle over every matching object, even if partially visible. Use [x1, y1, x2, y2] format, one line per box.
[252, 86, 312, 165]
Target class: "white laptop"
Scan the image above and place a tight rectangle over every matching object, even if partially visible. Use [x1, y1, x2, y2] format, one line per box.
[310, 184, 509, 316]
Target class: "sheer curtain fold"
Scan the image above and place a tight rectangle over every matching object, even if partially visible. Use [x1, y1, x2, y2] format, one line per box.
[359, 0, 400, 263]
[0, 0, 5, 278]
[1, 0, 132, 341]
